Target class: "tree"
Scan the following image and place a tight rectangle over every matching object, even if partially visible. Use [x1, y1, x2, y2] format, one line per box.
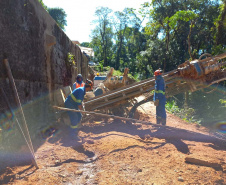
[48, 8, 67, 30]
[169, 10, 198, 59]
[215, 0, 226, 47]
[80, 42, 90, 47]
[144, 0, 220, 72]
[91, 7, 113, 66]
[113, 8, 140, 70]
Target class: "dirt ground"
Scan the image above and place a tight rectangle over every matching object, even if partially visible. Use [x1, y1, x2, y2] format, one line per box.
[0, 98, 226, 185]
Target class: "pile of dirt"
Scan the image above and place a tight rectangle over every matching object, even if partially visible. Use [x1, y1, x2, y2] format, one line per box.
[0, 100, 225, 184]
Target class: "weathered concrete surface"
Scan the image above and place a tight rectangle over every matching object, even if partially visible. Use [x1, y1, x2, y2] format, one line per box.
[0, 0, 88, 164]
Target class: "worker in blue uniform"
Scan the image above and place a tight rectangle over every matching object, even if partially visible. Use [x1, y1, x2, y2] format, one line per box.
[65, 79, 93, 137]
[153, 69, 166, 125]
[72, 74, 85, 90]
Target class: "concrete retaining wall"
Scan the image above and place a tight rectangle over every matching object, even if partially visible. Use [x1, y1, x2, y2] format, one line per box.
[0, 0, 88, 160]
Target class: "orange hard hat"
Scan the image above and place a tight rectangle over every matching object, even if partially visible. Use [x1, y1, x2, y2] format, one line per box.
[154, 69, 163, 76]
[85, 79, 93, 89]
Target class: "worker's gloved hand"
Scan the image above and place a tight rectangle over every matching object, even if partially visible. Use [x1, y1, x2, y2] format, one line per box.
[154, 99, 159, 106]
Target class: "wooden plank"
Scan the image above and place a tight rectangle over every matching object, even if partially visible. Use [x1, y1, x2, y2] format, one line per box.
[185, 157, 222, 169]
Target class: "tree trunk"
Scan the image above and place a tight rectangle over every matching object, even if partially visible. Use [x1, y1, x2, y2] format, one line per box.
[188, 21, 195, 60]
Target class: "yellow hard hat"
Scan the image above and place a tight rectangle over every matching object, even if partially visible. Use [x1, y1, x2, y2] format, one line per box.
[97, 72, 100, 76]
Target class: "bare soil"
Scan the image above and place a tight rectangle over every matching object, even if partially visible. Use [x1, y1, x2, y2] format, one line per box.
[1, 99, 226, 185]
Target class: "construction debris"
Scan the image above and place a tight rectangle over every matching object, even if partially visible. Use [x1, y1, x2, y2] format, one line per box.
[185, 157, 222, 169]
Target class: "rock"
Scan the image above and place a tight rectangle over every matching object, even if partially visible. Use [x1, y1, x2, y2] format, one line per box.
[137, 168, 142, 172]
[55, 160, 60, 164]
[178, 176, 184, 182]
[59, 174, 66, 178]
[75, 170, 83, 175]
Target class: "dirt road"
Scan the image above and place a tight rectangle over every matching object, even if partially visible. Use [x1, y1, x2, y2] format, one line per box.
[1, 100, 226, 184]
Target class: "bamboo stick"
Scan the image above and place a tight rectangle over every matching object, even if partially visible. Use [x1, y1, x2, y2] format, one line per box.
[53, 106, 154, 125]
[3, 58, 39, 169]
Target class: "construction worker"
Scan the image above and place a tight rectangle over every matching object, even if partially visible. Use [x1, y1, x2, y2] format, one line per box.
[73, 74, 85, 90]
[153, 69, 166, 125]
[65, 80, 93, 137]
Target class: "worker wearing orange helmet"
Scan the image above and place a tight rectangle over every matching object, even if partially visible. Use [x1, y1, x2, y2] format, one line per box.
[153, 68, 166, 125]
[65, 79, 93, 137]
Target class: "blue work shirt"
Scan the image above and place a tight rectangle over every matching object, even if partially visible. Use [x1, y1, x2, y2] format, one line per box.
[65, 86, 86, 109]
[153, 75, 166, 102]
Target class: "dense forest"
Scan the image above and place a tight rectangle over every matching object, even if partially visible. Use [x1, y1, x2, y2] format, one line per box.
[85, 0, 226, 79]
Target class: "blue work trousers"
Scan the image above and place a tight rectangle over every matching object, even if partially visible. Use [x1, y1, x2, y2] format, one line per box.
[156, 99, 166, 120]
[64, 100, 82, 136]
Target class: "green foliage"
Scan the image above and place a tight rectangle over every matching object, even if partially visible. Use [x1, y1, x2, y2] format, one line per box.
[214, 1, 226, 45]
[219, 99, 226, 107]
[166, 100, 198, 123]
[38, 1, 67, 30]
[169, 10, 198, 29]
[38, 0, 48, 10]
[166, 100, 180, 114]
[113, 69, 123, 76]
[80, 42, 90, 47]
[48, 8, 67, 30]
[66, 52, 75, 66]
[90, 1, 225, 78]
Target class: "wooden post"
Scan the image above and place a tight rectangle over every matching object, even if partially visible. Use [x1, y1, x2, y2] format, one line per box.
[2, 58, 38, 169]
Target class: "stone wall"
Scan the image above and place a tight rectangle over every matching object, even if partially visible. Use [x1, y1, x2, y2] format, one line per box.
[0, 0, 88, 160]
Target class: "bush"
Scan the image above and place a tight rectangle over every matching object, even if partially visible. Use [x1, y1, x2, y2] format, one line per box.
[166, 100, 200, 124]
